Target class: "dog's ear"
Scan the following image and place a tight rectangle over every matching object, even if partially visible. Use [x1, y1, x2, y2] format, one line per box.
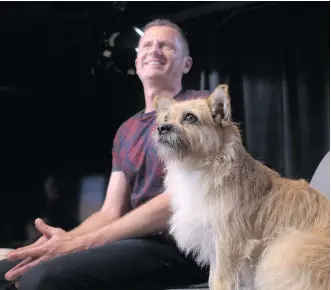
[153, 95, 175, 113]
[207, 84, 231, 126]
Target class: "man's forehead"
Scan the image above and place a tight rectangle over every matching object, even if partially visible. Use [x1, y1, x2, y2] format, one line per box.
[140, 26, 179, 42]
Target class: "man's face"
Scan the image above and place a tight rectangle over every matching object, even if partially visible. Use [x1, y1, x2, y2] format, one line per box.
[135, 26, 192, 84]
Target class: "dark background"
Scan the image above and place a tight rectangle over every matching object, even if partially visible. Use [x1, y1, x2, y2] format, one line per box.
[0, 1, 329, 247]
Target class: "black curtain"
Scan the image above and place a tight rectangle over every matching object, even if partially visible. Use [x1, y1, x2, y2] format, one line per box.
[184, 2, 329, 180]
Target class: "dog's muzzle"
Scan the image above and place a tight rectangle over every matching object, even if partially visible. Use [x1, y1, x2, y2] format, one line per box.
[156, 123, 179, 147]
[154, 124, 187, 158]
[157, 123, 173, 135]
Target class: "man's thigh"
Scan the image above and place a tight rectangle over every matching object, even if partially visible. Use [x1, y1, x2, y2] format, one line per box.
[0, 259, 19, 290]
[18, 236, 208, 290]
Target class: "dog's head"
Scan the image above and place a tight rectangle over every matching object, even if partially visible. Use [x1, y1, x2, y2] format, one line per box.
[153, 84, 237, 162]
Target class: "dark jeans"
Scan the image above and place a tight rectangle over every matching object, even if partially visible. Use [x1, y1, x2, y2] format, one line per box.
[0, 236, 209, 290]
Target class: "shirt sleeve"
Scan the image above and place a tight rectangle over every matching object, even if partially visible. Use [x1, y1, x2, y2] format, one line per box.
[111, 124, 124, 172]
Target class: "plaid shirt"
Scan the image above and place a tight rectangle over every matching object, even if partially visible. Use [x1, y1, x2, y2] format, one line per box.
[112, 89, 210, 209]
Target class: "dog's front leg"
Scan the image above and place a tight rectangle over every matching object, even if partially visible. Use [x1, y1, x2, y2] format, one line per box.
[208, 253, 217, 289]
[209, 242, 237, 290]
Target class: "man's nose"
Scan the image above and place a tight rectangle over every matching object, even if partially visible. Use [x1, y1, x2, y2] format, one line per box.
[149, 42, 162, 55]
[158, 124, 173, 135]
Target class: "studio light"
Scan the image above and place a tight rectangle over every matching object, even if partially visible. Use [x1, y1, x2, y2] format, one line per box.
[133, 26, 144, 36]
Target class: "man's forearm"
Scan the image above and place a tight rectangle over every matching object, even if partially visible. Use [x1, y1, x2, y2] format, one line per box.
[68, 210, 119, 237]
[84, 192, 171, 248]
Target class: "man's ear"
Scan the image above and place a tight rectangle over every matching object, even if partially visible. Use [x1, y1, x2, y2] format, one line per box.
[207, 84, 231, 125]
[183, 56, 192, 74]
[153, 96, 175, 113]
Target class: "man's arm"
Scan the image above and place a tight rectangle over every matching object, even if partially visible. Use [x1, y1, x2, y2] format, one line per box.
[69, 171, 131, 237]
[4, 171, 132, 281]
[83, 191, 171, 248]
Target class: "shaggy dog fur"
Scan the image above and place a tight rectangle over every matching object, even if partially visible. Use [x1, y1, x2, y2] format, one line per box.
[152, 84, 330, 290]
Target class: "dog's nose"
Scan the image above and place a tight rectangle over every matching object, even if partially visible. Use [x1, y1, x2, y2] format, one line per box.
[158, 124, 172, 134]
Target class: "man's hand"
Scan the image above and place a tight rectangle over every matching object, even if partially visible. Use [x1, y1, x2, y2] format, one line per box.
[5, 218, 87, 281]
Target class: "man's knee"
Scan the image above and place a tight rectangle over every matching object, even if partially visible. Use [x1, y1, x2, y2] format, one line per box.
[19, 261, 65, 290]
[0, 258, 21, 289]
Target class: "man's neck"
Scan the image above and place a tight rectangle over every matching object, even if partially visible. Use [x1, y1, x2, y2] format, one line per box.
[143, 83, 182, 114]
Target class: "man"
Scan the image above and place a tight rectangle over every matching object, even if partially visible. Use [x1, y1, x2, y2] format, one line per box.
[0, 19, 210, 290]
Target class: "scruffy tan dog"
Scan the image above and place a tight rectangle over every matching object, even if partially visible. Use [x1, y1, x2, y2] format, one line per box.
[152, 85, 330, 290]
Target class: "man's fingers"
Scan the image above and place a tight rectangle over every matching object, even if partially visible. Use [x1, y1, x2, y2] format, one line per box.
[6, 245, 46, 261]
[7, 257, 33, 273]
[7, 233, 48, 261]
[5, 257, 33, 281]
[5, 257, 45, 281]
[33, 235, 48, 246]
[35, 218, 56, 238]
[7, 235, 47, 260]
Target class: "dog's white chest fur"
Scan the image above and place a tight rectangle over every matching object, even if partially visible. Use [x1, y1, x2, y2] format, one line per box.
[165, 162, 215, 266]
[164, 162, 255, 290]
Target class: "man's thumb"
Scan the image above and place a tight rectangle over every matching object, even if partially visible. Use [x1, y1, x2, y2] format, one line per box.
[35, 218, 54, 238]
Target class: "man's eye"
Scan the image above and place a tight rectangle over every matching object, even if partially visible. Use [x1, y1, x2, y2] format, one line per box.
[142, 43, 152, 48]
[161, 43, 173, 49]
[184, 113, 198, 124]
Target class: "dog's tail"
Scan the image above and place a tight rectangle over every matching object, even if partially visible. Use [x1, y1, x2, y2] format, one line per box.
[255, 227, 330, 290]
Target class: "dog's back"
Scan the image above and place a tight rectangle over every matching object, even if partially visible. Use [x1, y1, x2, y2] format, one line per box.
[256, 225, 329, 290]
[254, 174, 330, 290]
[256, 175, 329, 238]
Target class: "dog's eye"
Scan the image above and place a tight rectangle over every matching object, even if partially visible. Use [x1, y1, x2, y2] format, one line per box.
[184, 113, 198, 124]
[164, 114, 169, 122]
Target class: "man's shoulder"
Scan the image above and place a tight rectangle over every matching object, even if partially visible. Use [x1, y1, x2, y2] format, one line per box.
[114, 112, 142, 136]
[176, 89, 211, 101]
